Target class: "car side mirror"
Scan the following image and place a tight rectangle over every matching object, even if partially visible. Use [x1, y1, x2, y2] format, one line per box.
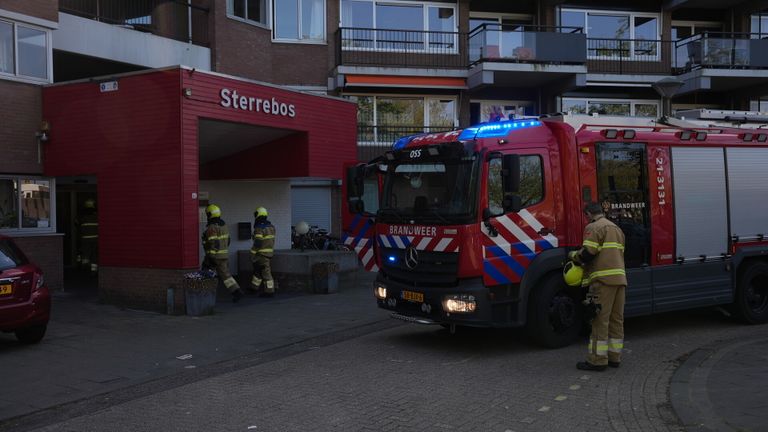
[503, 194, 522, 213]
[502, 154, 520, 194]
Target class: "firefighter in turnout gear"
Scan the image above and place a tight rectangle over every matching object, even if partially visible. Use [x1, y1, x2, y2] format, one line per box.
[202, 204, 243, 302]
[250, 206, 276, 297]
[568, 202, 627, 371]
[77, 198, 99, 274]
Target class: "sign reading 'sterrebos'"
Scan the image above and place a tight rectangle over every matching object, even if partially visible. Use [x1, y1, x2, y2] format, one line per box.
[219, 88, 296, 118]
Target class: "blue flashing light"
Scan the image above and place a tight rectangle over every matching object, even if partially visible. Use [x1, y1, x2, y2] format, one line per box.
[392, 134, 419, 150]
[461, 120, 541, 140]
[387, 256, 397, 263]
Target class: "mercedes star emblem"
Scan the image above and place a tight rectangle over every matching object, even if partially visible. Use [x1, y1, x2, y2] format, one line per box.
[404, 245, 419, 270]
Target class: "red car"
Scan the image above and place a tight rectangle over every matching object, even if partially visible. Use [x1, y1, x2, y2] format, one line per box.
[0, 235, 51, 344]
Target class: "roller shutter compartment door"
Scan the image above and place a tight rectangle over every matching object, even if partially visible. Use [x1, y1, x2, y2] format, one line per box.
[727, 147, 768, 239]
[291, 187, 331, 232]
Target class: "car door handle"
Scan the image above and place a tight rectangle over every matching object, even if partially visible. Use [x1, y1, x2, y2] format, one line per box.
[538, 227, 553, 235]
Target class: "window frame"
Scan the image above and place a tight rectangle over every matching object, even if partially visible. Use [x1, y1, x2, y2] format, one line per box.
[0, 18, 52, 84]
[560, 97, 660, 118]
[347, 93, 459, 145]
[486, 154, 544, 217]
[340, 0, 459, 53]
[272, 0, 327, 43]
[226, 0, 272, 30]
[0, 176, 56, 235]
[560, 7, 661, 61]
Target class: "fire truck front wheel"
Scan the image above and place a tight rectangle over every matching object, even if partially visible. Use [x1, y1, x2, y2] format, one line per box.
[526, 272, 583, 348]
[733, 261, 768, 324]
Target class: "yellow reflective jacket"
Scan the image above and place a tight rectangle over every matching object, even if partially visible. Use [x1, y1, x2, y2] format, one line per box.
[251, 220, 276, 258]
[580, 215, 627, 286]
[202, 219, 230, 259]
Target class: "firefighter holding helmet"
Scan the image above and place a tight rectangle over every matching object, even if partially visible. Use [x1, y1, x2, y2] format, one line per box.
[568, 201, 627, 371]
[250, 206, 276, 297]
[202, 204, 243, 302]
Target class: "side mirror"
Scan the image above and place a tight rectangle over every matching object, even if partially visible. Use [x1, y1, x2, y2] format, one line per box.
[502, 194, 522, 213]
[502, 154, 520, 194]
[346, 164, 365, 199]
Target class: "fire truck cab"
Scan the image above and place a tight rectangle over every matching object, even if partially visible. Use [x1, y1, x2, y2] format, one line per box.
[345, 113, 768, 348]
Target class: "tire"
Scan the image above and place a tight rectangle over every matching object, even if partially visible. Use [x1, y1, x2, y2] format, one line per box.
[526, 273, 583, 348]
[15, 324, 47, 344]
[733, 261, 768, 324]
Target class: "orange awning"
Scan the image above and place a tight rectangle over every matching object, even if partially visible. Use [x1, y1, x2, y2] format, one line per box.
[345, 75, 466, 89]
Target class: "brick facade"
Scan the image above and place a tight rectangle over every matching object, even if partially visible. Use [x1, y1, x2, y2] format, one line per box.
[13, 235, 64, 291]
[0, 80, 44, 174]
[209, 0, 331, 87]
[99, 266, 193, 313]
[0, 0, 58, 23]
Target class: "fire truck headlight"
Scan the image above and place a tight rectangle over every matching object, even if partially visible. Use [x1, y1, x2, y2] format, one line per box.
[375, 285, 387, 299]
[443, 295, 477, 313]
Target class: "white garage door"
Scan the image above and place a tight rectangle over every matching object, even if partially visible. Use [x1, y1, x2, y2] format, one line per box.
[291, 186, 331, 231]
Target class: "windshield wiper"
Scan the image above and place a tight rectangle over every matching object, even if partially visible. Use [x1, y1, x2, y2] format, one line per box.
[378, 207, 406, 223]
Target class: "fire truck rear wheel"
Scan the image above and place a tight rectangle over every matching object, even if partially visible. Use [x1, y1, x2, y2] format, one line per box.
[733, 261, 768, 324]
[526, 272, 583, 348]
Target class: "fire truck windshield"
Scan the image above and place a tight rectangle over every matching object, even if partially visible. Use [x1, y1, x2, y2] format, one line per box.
[379, 156, 479, 224]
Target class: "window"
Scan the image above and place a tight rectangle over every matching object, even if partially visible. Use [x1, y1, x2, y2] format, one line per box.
[274, 0, 325, 41]
[487, 155, 543, 216]
[751, 12, 768, 38]
[228, 0, 269, 27]
[340, 0, 457, 52]
[561, 9, 659, 60]
[561, 98, 659, 118]
[470, 100, 531, 124]
[348, 95, 457, 144]
[0, 19, 50, 82]
[0, 177, 55, 232]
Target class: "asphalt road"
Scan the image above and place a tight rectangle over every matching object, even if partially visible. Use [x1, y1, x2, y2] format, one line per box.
[15, 306, 767, 432]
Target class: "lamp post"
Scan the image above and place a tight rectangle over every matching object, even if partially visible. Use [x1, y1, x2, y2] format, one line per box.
[652, 77, 684, 120]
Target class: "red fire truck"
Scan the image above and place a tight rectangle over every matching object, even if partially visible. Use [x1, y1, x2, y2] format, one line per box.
[344, 114, 768, 347]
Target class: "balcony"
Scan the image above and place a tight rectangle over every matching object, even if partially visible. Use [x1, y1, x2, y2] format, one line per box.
[59, 0, 209, 47]
[336, 28, 466, 69]
[467, 24, 587, 90]
[357, 126, 455, 161]
[673, 32, 768, 95]
[586, 38, 673, 75]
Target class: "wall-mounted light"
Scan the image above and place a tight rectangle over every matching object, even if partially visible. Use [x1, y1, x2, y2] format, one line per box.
[183, 88, 193, 98]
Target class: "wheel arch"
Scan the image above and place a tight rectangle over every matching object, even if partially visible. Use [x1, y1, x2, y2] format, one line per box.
[517, 247, 570, 325]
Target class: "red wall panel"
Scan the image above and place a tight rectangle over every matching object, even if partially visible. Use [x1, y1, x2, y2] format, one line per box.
[43, 70, 186, 269]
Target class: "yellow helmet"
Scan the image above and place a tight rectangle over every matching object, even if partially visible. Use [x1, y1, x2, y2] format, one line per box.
[255, 207, 268, 217]
[206, 204, 221, 218]
[563, 261, 584, 287]
[84, 199, 96, 209]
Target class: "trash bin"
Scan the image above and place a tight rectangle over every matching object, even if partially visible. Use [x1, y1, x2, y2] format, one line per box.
[183, 271, 218, 316]
[311, 262, 339, 294]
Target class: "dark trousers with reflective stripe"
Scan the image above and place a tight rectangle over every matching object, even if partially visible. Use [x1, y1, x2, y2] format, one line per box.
[587, 281, 625, 366]
[251, 255, 274, 293]
[210, 257, 240, 293]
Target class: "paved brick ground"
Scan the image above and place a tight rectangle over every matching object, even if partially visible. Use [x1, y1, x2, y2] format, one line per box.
[10, 306, 766, 432]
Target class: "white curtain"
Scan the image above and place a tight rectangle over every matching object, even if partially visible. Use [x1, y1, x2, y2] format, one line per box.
[305, 0, 324, 40]
[0, 22, 13, 74]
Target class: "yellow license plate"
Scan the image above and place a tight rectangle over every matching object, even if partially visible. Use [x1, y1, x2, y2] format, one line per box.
[0, 283, 12, 296]
[401, 290, 423, 303]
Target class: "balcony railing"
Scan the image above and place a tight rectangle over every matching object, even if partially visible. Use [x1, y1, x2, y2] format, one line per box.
[357, 126, 456, 161]
[587, 38, 673, 74]
[675, 32, 768, 72]
[60, 0, 209, 47]
[337, 28, 466, 68]
[468, 24, 586, 66]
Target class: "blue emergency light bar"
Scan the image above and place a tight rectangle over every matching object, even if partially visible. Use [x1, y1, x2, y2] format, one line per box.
[392, 134, 420, 150]
[458, 119, 541, 140]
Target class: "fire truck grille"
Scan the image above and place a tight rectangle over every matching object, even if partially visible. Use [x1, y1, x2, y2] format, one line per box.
[379, 247, 459, 287]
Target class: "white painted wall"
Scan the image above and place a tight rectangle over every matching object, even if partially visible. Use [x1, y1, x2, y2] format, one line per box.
[54, 13, 210, 71]
[199, 180, 291, 275]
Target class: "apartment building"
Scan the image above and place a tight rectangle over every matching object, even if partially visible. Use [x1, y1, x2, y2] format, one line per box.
[1, 0, 766, 307]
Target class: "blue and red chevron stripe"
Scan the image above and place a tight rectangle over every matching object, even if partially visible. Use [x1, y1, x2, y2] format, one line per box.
[342, 215, 378, 272]
[481, 209, 558, 285]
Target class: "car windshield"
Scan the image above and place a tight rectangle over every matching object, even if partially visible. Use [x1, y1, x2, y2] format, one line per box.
[380, 156, 479, 224]
[0, 239, 28, 272]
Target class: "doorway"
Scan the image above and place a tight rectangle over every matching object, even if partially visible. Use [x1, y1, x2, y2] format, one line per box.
[56, 178, 98, 294]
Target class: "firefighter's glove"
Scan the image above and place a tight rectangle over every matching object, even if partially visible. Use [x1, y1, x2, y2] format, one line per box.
[568, 250, 582, 265]
[582, 295, 602, 324]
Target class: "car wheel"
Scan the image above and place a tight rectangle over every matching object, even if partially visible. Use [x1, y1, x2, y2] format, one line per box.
[526, 272, 583, 349]
[15, 324, 47, 344]
[733, 261, 768, 324]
